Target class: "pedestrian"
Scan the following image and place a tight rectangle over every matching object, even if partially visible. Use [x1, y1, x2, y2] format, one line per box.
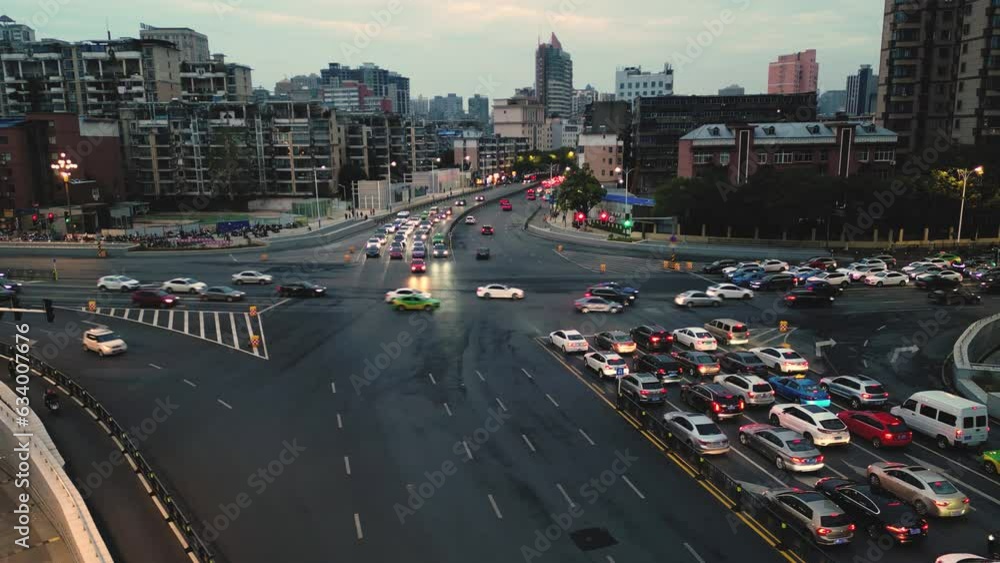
[345, 213, 349, 220]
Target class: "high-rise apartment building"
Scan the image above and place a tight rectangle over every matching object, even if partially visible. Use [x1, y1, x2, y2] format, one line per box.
[0, 17, 35, 47]
[180, 54, 252, 103]
[139, 24, 210, 63]
[571, 85, 600, 119]
[535, 33, 573, 118]
[319, 62, 410, 114]
[615, 65, 674, 101]
[846, 64, 878, 116]
[468, 95, 489, 125]
[876, 0, 1000, 157]
[412, 95, 430, 117]
[767, 49, 819, 94]
[429, 94, 464, 121]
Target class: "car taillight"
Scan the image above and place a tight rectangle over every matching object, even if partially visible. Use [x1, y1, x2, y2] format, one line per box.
[883, 433, 894, 441]
[955, 428, 963, 438]
[657, 369, 666, 375]
[816, 455, 825, 463]
[748, 392, 755, 398]
[712, 402, 721, 412]
[962, 497, 970, 504]
[862, 393, 871, 399]
[921, 522, 929, 531]
[885, 525, 906, 533]
[816, 528, 831, 536]
[640, 390, 649, 396]
[698, 366, 707, 373]
[738, 399, 745, 410]
[651, 336, 660, 342]
[848, 524, 856, 532]
[934, 500, 949, 507]
[585, 292, 592, 297]
[727, 332, 734, 339]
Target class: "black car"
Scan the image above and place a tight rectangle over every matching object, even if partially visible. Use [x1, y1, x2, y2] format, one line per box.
[814, 478, 926, 543]
[592, 281, 639, 301]
[915, 274, 961, 291]
[277, 281, 327, 297]
[783, 288, 834, 307]
[476, 247, 491, 260]
[455, 200, 467, 206]
[585, 286, 632, 306]
[680, 383, 745, 420]
[633, 353, 682, 384]
[1, 279, 23, 292]
[365, 246, 380, 258]
[980, 278, 1000, 294]
[929, 287, 981, 305]
[750, 273, 796, 291]
[630, 324, 673, 351]
[799, 280, 842, 298]
[672, 351, 721, 377]
[703, 259, 738, 274]
[719, 351, 769, 377]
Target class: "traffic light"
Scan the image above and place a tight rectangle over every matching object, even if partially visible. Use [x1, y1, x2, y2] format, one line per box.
[47, 212, 54, 222]
[575, 212, 585, 222]
[43, 299, 54, 323]
[64, 210, 70, 224]
[31, 214, 38, 225]
[599, 211, 609, 222]
[622, 214, 633, 229]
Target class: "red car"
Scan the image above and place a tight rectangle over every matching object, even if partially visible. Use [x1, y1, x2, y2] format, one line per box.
[836, 410, 912, 448]
[131, 289, 177, 308]
[501, 202, 513, 211]
[410, 258, 426, 273]
[481, 225, 494, 235]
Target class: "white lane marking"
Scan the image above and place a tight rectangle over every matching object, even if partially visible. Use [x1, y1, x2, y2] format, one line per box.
[218, 399, 233, 410]
[487, 494, 503, 519]
[684, 543, 706, 563]
[257, 298, 290, 315]
[214, 312, 222, 343]
[463, 441, 473, 461]
[546, 394, 559, 407]
[428, 372, 437, 385]
[556, 483, 576, 507]
[621, 475, 645, 499]
[168, 309, 175, 331]
[877, 325, 886, 331]
[521, 368, 533, 379]
[148, 363, 163, 370]
[331, 382, 337, 394]
[152, 309, 160, 326]
[476, 370, 486, 381]
[344, 456, 351, 475]
[122, 309, 130, 320]
[230, 314, 240, 349]
[183, 311, 189, 333]
[522, 434, 536, 452]
[354, 513, 363, 540]
[862, 359, 869, 368]
[109, 308, 116, 317]
[199, 311, 205, 339]
[496, 397, 507, 412]
[336, 413, 343, 428]
[444, 403, 453, 416]
[183, 379, 196, 388]
[579, 428, 596, 446]
[863, 339, 869, 347]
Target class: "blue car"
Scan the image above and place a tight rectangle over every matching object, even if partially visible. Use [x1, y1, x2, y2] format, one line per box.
[768, 376, 831, 407]
[592, 281, 639, 300]
[733, 271, 767, 288]
[791, 269, 820, 284]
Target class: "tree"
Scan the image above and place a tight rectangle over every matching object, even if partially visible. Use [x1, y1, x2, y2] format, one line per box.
[338, 163, 367, 202]
[205, 129, 248, 200]
[554, 169, 606, 214]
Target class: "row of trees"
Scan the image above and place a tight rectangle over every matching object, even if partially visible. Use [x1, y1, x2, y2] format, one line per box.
[512, 147, 579, 177]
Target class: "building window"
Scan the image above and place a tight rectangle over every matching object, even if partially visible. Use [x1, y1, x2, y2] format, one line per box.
[937, 65, 948, 77]
[719, 153, 730, 165]
[957, 100, 963, 110]
[693, 153, 711, 165]
[874, 150, 895, 162]
[774, 152, 794, 164]
[794, 152, 814, 163]
[0, 152, 11, 163]
[757, 152, 767, 164]
[857, 150, 869, 162]
[954, 119, 961, 130]
[938, 47, 950, 58]
[963, 24, 970, 36]
[961, 62, 967, 72]
[819, 151, 828, 162]
[963, 43, 969, 54]
[959, 81, 965, 92]
[941, 30, 951, 40]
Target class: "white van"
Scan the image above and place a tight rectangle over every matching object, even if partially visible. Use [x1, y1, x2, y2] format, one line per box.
[890, 391, 989, 449]
[396, 210, 411, 219]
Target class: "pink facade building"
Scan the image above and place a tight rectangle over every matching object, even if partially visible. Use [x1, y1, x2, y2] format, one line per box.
[767, 50, 818, 94]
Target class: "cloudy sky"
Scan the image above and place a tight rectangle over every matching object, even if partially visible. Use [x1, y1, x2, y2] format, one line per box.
[19, 0, 883, 101]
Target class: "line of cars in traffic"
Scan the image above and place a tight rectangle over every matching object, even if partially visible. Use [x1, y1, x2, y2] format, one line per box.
[381, 280, 527, 311]
[545, 317, 996, 552]
[94, 271, 329, 308]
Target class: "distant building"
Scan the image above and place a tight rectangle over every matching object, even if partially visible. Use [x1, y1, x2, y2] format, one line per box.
[412, 95, 429, 117]
[139, 23, 210, 62]
[631, 93, 818, 191]
[493, 97, 546, 150]
[679, 121, 898, 185]
[252, 88, 271, 104]
[319, 62, 409, 114]
[0, 16, 35, 47]
[579, 132, 624, 186]
[846, 65, 877, 116]
[453, 134, 528, 175]
[767, 49, 818, 94]
[718, 84, 745, 96]
[547, 117, 581, 150]
[535, 33, 573, 118]
[817, 90, 848, 116]
[514, 86, 537, 100]
[468, 94, 489, 125]
[430, 94, 464, 121]
[571, 85, 600, 120]
[181, 54, 252, 103]
[615, 64, 674, 101]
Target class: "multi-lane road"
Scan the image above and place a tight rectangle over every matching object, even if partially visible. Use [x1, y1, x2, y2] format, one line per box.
[2, 187, 998, 563]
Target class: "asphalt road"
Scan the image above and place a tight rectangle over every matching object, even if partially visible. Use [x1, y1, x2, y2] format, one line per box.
[1, 188, 997, 562]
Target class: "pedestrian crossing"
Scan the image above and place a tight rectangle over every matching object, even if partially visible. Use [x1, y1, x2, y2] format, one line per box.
[72, 306, 269, 360]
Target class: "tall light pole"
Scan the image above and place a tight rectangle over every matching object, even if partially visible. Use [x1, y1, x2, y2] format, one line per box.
[50, 153, 78, 233]
[430, 157, 441, 194]
[615, 166, 636, 216]
[955, 165, 984, 245]
[312, 164, 325, 228]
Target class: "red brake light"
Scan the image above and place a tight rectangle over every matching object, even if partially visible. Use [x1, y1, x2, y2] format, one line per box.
[748, 392, 755, 398]
[921, 522, 929, 530]
[786, 295, 796, 301]
[711, 402, 721, 412]
[816, 528, 831, 536]
[934, 500, 949, 507]
[862, 393, 871, 399]
[883, 433, 893, 441]
[658, 369, 666, 374]
[651, 336, 660, 342]
[962, 497, 970, 504]
[640, 390, 649, 396]
[847, 524, 856, 532]
[816, 455, 825, 463]
[698, 366, 708, 373]
[585, 292, 592, 297]
[727, 332, 734, 339]
[738, 399, 745, 410]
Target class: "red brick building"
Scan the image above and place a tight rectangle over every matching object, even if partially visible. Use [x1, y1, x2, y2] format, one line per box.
[0, 113, 123, 230]
[678, 121, 898, 186]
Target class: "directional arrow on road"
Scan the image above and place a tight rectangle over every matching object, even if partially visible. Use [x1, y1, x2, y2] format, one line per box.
[815, 339, 836, 358]
[889, 345, 920, 363]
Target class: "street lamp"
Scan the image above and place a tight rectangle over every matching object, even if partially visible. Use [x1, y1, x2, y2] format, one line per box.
[312, 164, 326, 228]
[614, 166, 636, 216]
[955, 165, 984, 245]
[50, 153, 78, 233]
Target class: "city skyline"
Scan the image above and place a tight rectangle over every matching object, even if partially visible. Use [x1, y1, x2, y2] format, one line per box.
[18, 0, 882, 99]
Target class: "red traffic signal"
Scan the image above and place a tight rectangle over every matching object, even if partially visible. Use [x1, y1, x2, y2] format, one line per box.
[575, 212, 585, 222]
[31, 213, 38, 224]
[599, 211, 609, 221]
[47, 212, 54, 221]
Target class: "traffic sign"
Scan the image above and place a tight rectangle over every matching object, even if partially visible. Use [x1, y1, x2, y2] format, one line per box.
[779, 320, 789, 333]
[87, 300, 96, 312]
[250, 335, 260, 348]
[616, 367, 624, 376]
[600, 263, 607, 273]
[249, 305, 258, 317]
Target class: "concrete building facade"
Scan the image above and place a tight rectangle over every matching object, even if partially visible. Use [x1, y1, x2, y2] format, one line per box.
[493, 97, 546, 150]
[139, 24, 209, 63]
[180, 54, 252, 103]
[615, 65, 674, 101]
[767, 49, 819, 94]
[578, 132, 624, 186]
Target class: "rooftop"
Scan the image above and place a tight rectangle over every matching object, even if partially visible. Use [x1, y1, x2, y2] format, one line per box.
[681, 122, 897, 143]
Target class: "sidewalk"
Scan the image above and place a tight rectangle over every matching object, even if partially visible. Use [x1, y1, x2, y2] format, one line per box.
[0, 463, 73, 563]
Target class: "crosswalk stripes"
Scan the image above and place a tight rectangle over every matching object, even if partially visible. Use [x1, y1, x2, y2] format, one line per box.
[73, 306, 269, 360]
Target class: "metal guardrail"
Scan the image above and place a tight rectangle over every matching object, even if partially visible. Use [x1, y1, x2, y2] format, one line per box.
[615, 394, 837, 563]
[0, 342, 216, 563]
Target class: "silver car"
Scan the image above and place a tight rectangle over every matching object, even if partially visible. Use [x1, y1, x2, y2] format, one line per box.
[674, 290, 722, 308]
[574, 297, 623, 314]
[763, 488, 855, 546]
[738, 423, 825, 472]
[663, 412, 730, 455]
[818, 375, 889, 409]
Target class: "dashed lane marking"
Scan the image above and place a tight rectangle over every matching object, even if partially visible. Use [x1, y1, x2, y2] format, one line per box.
[183, 379, 196, 388]
[496, 397, 507, 412]
[487, 494, 503, 519]
[522, 434, 536, 452]
[579, 428, 595, 446]
[621, 475, 645, 499]
[218, 399, 233, 410]
[444, 403, 452, 416]
[148, 363, 163, 370]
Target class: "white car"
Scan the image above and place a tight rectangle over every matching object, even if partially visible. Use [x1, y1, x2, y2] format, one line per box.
[674, 290, 722, 308]
[82, 328, 127, 357]
[662, 412, 730, 454]
[232, 270, 273, 285]
[767, 404, 850, 447]
[839, 264, 887, 282]
[713, 374, 775, 406]
[922, 257, 949, 267]
[751, 347, 809, 373]
[706, 283, 753, 300]
[476, 284, 525, 299]
[907, 265, 945, 280]
[807, 271, 850, 287]
[465, 216, 477, 225]
[722, 262, 762, 277]
[96, 275, 140, 292]
[916, 270, 962, 283]
[864, 271, 908, 287]
[161, 278, 207, 294]
[584, 351, 629, 379]
[366, 237, 382, 248]
[761, 259, 789, 273]
[384, 287, 431, 303]
[902, 261, 933, 273]
[672, 328, 718, 351]
[550, 329, 589, 353]
[855, 258, 886, 268]
[933, 555, 995, 563]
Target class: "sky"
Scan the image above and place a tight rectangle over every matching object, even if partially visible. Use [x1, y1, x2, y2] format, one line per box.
[15, 0, 883, 102]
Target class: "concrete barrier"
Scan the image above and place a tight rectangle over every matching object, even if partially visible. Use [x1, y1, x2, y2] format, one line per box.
[952, 313, 1000, 419]
[0, 382, 113, 563]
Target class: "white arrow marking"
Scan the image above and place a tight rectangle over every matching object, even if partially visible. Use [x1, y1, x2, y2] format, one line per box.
[889, 345, 920, 363]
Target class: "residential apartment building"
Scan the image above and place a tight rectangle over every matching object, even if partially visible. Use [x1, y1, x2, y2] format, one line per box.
[846, 64, 878, 116]
[876, 0, 1000, 159]
[412, 95, 430, 117]
[535, 33, 573, 118]
[341, 114, 438, 182]
[452, 133, 528, 175]
[679, 121, 898, 185]
[0, 17, 35, 48]
[615, 65, 674, 101]
[631, 93, 817, 192]
[571, 85, 600, 120]
[547, 117, 581, 150]
[767, 49, 819, 94]
[468, 95, 489, 125]
[180, 54, 252, 103]
[493, 97, 546, 150]
[0, 37, 182, 118]
[319, 62, 410, 114]
[429, 94, 463, 121]
[579, 132, 624, 186]
[139, 24, 209, 63]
